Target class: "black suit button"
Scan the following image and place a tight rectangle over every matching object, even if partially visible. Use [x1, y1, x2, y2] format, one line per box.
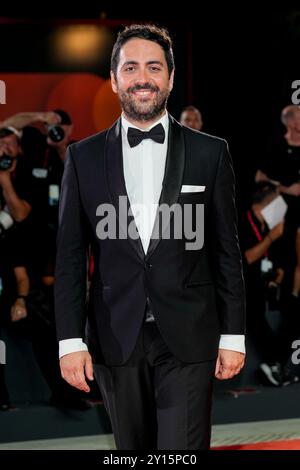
[144, 262, 152, 271]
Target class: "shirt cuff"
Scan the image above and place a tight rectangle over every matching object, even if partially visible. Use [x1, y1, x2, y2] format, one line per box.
[219, 335, 245, 354]
[59, 338, 88, 359]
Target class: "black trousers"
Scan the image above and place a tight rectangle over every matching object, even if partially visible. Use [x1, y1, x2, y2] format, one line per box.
[94, 319, 216, 450]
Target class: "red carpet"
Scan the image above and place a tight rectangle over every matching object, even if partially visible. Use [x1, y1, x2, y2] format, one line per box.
[213, 439, 300, 450]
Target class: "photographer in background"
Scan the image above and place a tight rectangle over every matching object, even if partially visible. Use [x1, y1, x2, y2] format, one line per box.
[293, 228, 300, 298]
[0, 110, 74, 283]
[0, 252, 12, 411]
[0, 127, 34, 227]
[0, 126, 39, 411]
[5, 228, 91, 411]
[241, 182, 285, 386]
[180, 105, 203, 131]
[0, 116, 93, 409]
[1, 109, 73, 166]
[0, 125, 43, 265]
[255, 105, 300, 233]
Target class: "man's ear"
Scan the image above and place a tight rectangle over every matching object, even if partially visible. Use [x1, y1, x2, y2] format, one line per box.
[111, 71, 118, 94]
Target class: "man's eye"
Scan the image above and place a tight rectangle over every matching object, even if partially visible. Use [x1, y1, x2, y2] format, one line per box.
[124, 67, 135, 72]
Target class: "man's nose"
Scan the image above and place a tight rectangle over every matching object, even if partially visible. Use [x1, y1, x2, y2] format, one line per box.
[135, 68, 151, 84]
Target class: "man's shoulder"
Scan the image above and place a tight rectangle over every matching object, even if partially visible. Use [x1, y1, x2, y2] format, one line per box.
[66, 129, 109, 170]
[181, 125, 227, 151]
[69, 129, 108, 155]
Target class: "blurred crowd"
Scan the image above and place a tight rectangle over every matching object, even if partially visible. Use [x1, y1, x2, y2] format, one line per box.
[0, 109, 95, 410]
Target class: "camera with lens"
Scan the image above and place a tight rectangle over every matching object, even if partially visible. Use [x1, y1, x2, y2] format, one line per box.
[47, 125, 65, 143]
[0, 154, 14, 171]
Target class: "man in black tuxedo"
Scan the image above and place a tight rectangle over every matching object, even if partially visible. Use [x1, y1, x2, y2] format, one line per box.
[55, 24, 246, 450]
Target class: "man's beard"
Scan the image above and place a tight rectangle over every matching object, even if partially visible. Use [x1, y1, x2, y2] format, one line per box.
[118, 83, 170, 122]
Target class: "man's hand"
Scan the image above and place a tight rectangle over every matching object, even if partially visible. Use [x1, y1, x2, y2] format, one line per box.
[0, 170, 11, 187]
[215, 349, 245, 380]
[10, 299, 27, 322]
[280, 183, 300, 197]
[60, 351, 94, 393]
[0, 160, 16, 186]
[41, 111, 61, 126]
[269, 221, 285, 242]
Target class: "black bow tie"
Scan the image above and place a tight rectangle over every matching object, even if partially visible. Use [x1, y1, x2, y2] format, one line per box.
[127, 123, 165, 148]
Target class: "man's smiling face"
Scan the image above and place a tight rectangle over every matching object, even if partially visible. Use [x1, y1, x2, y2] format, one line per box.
[111, 38, 174, 123]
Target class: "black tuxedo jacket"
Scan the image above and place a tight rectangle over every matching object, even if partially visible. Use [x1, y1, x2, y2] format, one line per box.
[55, 115, 245, 365]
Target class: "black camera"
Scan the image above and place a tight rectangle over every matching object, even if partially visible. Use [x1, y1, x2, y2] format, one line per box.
[47, 125, 65, 143]
[0, 154, 14, 171]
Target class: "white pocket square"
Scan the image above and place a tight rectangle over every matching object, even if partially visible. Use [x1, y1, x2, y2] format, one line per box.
[181, 185, 206, 193]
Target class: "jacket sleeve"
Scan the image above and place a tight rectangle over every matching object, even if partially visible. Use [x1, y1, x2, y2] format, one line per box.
[54, 145, 88, 341]
[211, 140, 246, 335]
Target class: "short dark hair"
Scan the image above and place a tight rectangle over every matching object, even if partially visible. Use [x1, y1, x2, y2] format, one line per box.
[111, 24, 174, 77]
[182, 105, 201, 114]
[252, 181, 278, 205]
[180, 105, 202, 118]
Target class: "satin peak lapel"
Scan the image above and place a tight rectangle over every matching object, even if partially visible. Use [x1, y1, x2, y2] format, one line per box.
[104, 118, 145, 259]
[146, 116, 185, 258]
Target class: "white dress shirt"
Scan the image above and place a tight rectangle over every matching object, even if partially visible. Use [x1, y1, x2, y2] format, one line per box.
[59, 112, 245, 358]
